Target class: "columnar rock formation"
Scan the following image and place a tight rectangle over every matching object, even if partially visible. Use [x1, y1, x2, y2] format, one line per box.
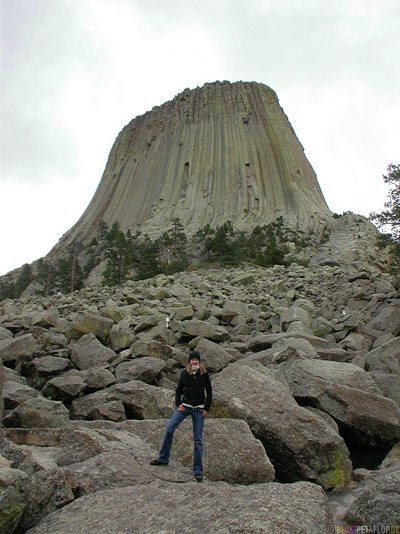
[62, 81, 330, 246]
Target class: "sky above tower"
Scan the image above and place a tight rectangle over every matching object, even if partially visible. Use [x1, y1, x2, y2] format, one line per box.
[1, 0, 399, 275]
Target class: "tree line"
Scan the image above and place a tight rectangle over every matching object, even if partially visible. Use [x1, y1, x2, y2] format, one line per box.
[0, 216, 309, 299]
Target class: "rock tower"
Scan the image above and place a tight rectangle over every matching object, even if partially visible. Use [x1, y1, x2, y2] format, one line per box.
[63, 81, 330, 245]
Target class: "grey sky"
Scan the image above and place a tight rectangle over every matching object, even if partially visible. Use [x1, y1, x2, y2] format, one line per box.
[1, 0, 399, 275]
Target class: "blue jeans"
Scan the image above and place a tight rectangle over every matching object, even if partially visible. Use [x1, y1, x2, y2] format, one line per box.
[157, 406, 205, 474]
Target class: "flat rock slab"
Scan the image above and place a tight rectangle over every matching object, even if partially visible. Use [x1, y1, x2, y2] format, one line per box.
[25, 479, 333, 534]
[76, 418, 275, 485]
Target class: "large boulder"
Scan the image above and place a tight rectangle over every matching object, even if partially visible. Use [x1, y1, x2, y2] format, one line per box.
[70, 333, 116, 370]
[247, 332, 329, 352]
[122, 418, 275, 484]
[16, 468, 76, 532]
[0, 334, 39, 366]
[364, 337, 400, 374]
[179, 319, 230, 342]
[3, 396, 70, 428]
[194, 338, 238, 372]
[115, 357, 166, 384]
[287, 360, 400, 447]
[221, 300, 251, 322]
[211, 362, 352, 490]
[24, 479, 334, 534]
[42, 372, 87, 401]
[0, 467, 30, 534]
[344, 470, 400, 527]
[109, 323, 134, 351]
[3, 425, 189, 532]
[284, 359, 382, 395]
[69, 313, 114, 342]
[2, 380, 40, 410]
[130, 340, 173, 360]
[367, 306, 400, 336]
[70, 380, 174, 421]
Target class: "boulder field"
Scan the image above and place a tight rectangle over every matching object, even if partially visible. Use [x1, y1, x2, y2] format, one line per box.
[1, 262, 399, 532]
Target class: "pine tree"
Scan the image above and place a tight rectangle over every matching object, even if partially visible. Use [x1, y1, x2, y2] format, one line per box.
[134, 237, 162, 280]
[14, 263, 32, 297]
[102, 222, 130, 285]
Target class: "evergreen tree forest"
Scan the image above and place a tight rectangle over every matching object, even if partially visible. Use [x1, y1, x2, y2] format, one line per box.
[0, 217, 310, 299]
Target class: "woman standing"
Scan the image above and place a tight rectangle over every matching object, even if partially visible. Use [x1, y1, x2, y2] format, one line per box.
[150, 351, 212, 482]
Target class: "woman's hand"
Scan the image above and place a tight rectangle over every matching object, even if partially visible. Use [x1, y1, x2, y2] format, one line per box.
[178, 404, 185, 412]
[202, 410, 208, 418]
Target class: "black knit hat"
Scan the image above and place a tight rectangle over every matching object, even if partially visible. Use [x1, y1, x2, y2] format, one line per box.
[188, 351, 200, 363]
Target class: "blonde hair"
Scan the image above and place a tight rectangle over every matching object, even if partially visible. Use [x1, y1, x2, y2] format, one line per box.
[186, 363, 207, 375]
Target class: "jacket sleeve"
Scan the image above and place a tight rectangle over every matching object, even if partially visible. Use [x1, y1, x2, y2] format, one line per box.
[175, 372, 185, 407]
[204, 373, 212, 412]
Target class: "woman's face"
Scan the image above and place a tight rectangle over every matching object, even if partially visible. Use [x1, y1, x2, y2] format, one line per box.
[190, 358, 199, 366]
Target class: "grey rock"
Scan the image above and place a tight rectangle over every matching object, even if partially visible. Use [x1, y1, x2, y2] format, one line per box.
[365, 337, 400, 374]
[287, 359, 382, 395]
[316, 347, 352, 363]
[0, 326, 13, 340]
[3, 396, 70, 429]
[311, 317, 334, 337]
[105, 380, 174, 419]
[211, 362, 352, 490]
[115, 357, 165, 384]
[29, 309, 59, 328]
[32, 355, 71, 375]
[169, 284, 190, 299]
[0, 467, 29, 534]
[344, 470, 400, 526]
[272, 336, 318, 359]
[170, 306, 194, 321]
[0, 357, 3, 422]
[339, 332, 372, 352]
[92, 401, 127, 422]
[231, 272, 256, 285]
[2, 380, 40, 410]
[70, 389, 108, 420]
[179, 319, 230, 342]
[17, 468, 76, 532]
[71, 380, 174, 421]
[370, 372, 400, 404]
[81, 367, 115, 391]
[368, 305, 400, 335]
[288, 361, 400, 446]
[136, 325, 177, 345]
[194, 338, 238, 372]
[281, 305, 311, 329]
[109, 323, 134, 351]
[70, 312, 114, 342]
[25, 479, 334, 534]
[70, 333, 116, 370]
[287, 320, 313, 335]
[42, 373, 87, 401]
[248, 332, 329, 352]
[123, 418, 275, 484]
[130, 340, 173, 360]
[221, 300, 250, 322]
[133, 315, 159, 333]
[0, 334, 39, 365]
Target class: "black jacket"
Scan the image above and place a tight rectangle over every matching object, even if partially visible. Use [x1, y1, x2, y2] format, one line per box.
[175, 369, 212, 412]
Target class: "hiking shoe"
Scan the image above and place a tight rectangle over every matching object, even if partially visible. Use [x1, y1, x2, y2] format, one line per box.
[150, 459, 168, 466]
[194, 474, 203, 482]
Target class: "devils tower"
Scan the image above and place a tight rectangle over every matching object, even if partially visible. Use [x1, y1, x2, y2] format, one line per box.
[62, 81, 331, 246]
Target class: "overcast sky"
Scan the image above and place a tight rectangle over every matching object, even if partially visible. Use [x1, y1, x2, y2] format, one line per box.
[1, 0, 399, 276]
